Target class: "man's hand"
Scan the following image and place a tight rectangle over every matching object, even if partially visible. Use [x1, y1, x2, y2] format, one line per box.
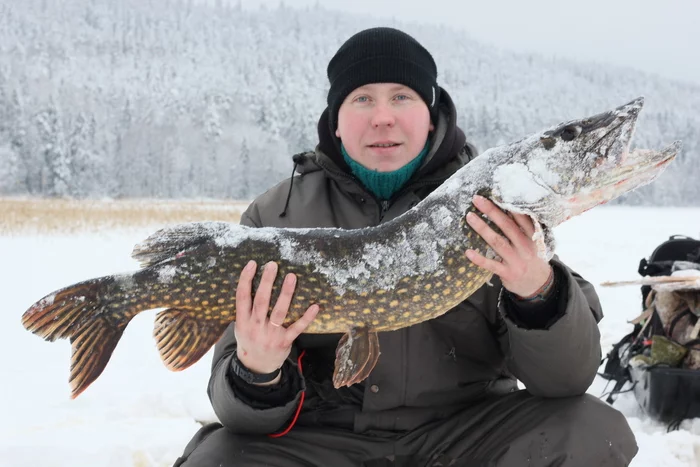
[465, 195, 553, 298]
[234, 260, 319, 378]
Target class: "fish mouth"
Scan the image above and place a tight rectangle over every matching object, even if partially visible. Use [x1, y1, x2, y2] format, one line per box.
[603, 141, 679, 188]
[566, 141, 680, 212]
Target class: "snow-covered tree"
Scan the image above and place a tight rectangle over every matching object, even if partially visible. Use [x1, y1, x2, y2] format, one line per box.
[35, 102, 71, 197]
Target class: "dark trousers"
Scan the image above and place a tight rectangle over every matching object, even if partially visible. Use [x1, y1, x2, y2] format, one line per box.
[174, 391, 638, 467]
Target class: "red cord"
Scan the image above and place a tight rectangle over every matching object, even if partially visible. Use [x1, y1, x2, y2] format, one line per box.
[268, 350, 306, 438]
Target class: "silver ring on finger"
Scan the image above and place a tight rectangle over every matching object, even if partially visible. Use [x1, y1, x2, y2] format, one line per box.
[269, 320, 282, 327]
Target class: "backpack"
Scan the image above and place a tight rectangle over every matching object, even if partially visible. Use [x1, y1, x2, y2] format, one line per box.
[599, 234, 700, 429]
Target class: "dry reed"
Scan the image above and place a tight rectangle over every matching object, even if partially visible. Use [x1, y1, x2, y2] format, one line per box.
[1, 198, 249, 235]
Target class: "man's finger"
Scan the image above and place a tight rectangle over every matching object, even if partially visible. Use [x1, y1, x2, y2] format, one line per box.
[285, 304, 320, 343]
[251, 261, 278, 325]
[512, 213, 537, 239]
[466, 211, 515, 262]
[472, 195, 530, 251]
[234, 260, 257, 323]
[466, 249, 508, 278]
[268, 273, 297, 327]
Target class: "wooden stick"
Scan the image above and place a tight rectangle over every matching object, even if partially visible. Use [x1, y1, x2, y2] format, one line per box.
[689, 319, 700, 341]
[600, 276, 700, 287]
[628, 307, 654, 325]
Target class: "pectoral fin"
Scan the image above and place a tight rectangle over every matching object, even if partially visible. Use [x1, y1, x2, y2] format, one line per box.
[154, 309, 227, 371]
[333, 326, 380, 388]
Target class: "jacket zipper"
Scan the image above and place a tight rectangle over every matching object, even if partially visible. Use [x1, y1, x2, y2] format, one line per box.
[379, 200, 391, 222]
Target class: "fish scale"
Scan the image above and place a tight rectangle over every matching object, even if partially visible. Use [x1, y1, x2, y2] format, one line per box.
[21, 96, 680, 398]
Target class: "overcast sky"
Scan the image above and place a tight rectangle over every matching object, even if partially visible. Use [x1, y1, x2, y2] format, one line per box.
[238, 0, 698, 85]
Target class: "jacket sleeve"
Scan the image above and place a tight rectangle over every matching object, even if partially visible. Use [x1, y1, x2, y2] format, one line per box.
[206, 204, 306, 435]
[497, 256, 604, 398]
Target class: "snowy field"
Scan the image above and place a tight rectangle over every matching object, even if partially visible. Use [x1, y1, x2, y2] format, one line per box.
[2, 205, 700, 466]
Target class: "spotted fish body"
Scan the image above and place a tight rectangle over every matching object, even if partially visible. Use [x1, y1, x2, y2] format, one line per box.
[21, 97, 680, 398]
[133, 200, 496, 334]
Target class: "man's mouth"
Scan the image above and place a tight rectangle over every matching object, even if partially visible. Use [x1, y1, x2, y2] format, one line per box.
[368, 143, 401, 148]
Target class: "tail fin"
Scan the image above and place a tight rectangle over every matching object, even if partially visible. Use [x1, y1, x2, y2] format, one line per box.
[21, 278, 133, 398]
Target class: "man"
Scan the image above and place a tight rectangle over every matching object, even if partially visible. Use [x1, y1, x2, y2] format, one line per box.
[175, 27, 638, 466]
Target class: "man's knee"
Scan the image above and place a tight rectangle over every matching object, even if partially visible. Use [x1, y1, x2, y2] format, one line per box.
[556, 394, 634, 437]
[174, 422, 248, 467]
[545, 394, 638, 464]
[488, 394, 638, 466]
[174, 423, 375, 467]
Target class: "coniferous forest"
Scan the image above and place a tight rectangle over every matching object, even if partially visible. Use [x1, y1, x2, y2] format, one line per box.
[0, 0, 698, 205]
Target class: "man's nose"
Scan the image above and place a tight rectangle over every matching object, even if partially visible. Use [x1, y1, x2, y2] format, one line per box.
[371, 103, 395, 128]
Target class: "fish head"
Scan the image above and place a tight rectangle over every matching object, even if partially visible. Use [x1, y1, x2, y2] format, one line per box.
[489, 97, 679, 227]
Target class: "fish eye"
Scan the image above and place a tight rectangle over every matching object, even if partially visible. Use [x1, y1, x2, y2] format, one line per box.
[560, 125, 582, 141]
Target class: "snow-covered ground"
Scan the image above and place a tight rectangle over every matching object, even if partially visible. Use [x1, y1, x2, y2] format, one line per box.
[2, 206, 700, 466]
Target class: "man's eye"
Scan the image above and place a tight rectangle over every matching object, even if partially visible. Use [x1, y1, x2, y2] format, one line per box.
[395, 94, 409, 101]
[355, 96, 369, 103]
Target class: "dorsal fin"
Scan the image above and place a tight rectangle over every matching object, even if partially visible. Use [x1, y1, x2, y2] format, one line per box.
[131, 221, 243, 268]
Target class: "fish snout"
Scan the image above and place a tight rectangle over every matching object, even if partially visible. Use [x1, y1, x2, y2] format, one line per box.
[614, 96, 644, 120]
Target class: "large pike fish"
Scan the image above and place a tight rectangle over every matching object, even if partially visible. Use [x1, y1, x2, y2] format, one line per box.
[22, 97, 680, 398]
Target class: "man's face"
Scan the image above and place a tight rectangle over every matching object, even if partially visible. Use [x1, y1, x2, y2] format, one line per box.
[335, 83, 434, 173]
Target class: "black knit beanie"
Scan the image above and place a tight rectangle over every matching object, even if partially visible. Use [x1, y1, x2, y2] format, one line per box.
[326, 27, 440, 130]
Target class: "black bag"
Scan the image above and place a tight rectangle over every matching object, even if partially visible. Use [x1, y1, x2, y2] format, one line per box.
[599, 235, 700, 429]
[637, 235, 700, 308]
